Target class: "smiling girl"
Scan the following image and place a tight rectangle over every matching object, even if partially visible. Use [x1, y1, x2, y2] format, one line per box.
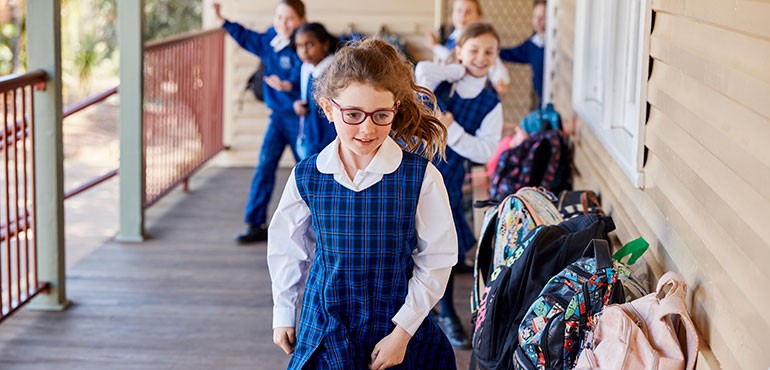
[268, 38, 458, 369]
[415, 22, 503, 349]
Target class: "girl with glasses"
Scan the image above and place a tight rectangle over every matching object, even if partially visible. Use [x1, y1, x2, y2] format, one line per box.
[415, 22, 504, 350]
[268, 38, 458, 369]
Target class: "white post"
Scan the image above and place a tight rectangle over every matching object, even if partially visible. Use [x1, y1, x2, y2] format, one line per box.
[116, 0, 146, 242]
[27, 0, 68, 310]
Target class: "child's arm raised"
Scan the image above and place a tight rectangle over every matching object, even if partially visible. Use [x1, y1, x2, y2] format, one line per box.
[445, 102, 503, 164]
[414, 61, 466, 91]
[267, 169, 316, 354]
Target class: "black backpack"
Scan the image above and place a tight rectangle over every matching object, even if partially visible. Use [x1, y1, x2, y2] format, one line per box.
[489, 128, 572, 201]
[245, 62, 265, 102]
[472, 215, 616, 370]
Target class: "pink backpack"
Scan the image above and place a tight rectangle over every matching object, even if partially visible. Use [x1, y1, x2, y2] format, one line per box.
[576, 272, 699, 370]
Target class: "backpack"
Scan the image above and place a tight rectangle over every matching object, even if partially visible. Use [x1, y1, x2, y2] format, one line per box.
[555, 190, 603, 220]
[489, 129, 572, 201]
[472, 215, 616, 370]
[520, 103, 562, 135]
[513, 239, 622, 370]
[245, 62, 265, 102]
[576, 272, 699, 370]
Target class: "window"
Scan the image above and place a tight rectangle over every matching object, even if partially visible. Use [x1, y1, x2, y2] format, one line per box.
[570, 0, 652, 188]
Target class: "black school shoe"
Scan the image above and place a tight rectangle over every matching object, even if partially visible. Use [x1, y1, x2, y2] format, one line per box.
[435, 314, 472, 350]
[234, 225, 268, 244]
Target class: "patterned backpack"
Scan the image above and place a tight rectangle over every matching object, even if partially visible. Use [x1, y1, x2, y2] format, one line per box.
[514, 239, 622, 370]
[489, 129, 572, 202]
[470, 188, 562, 342]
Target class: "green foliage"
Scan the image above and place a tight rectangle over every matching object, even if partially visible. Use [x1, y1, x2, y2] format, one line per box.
[145, 0, 202, 41]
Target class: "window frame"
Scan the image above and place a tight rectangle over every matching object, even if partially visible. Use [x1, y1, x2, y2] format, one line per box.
[569, 0, 652, 188]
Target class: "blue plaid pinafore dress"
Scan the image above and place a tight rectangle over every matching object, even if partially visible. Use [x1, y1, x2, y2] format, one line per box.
[432, 81, 500, 257]
[289, 151, 456, 369]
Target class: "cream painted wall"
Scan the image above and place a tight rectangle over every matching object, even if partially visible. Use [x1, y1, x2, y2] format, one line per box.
[546, 0, 770, 368]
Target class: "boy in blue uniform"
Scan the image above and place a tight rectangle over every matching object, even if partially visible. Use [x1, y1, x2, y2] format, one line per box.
[268, 39, 458, 369]
[416, 22, 504, 349]
[213, 1, 305, 244]
[499, 0, 547, 106]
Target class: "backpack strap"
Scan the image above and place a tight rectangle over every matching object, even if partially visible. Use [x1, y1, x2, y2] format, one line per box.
[584, 239, 614, 270]
[652, 272, 700, 370]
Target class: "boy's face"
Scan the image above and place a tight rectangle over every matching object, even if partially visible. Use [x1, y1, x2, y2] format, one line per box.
[273, 4, 305, 40]
[532, 3, 546, 35]
[455, 33, 499, 77]
[452, 0, 482, 30]
[295, 31, 328, 66]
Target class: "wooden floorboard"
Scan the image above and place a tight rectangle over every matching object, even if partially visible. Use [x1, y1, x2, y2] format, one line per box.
[0, 166, 474, 369]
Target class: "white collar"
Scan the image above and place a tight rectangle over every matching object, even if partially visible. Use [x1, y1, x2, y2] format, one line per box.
[531, 33, 545, 48]
[454, 72, 488, 99]
[317, 136, 402, 175]
[270, 35, 291, 52]
[311, 56, 334, 78]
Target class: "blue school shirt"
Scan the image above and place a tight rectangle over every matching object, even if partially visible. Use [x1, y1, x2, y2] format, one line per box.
[221, 21, 301, 112]
[500, 34, 545, 101]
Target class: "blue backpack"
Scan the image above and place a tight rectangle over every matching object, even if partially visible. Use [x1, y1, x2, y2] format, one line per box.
[520, 103, 562, 135]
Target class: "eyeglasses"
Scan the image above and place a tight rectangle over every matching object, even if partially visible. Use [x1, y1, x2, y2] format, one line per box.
[329, 99, 398, 126]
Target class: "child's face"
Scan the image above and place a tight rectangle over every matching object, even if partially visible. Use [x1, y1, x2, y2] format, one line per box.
[532, 3, 546, 35]
[452, 0, 482, 30]
[295, 31, 329, 66]
[320, 82, 398, 162]
[273, 4, 305, 40]
[455, 33, 499, 77]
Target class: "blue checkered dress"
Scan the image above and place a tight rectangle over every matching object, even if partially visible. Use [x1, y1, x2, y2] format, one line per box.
[289, 151, 456, 369]
[432, 81, 500, 257]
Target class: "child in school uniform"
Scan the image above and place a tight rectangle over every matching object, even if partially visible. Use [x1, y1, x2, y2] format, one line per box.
[425, 0, 510, 95]
[213, 1, 305, 244]
[499, 0, 547, 106]
[415, 22, 504, 349]
[268, 38, 458, 369]
[291, 23, 338, 160]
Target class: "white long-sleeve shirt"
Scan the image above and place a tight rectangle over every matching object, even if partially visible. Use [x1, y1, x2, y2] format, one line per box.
[267, 137, 458, 336]
[415, 61, 504, 164]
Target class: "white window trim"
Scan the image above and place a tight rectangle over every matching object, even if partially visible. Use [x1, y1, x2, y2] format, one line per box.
[569, 0, 652, 189]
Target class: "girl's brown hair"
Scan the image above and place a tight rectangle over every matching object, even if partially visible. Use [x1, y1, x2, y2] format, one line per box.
[456, 22, 500, 48]
[280, 0, 306, 18]
[314, 38, 447, 160]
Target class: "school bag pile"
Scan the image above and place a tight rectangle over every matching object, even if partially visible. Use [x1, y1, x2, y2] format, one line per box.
[469, 187, 699, 370]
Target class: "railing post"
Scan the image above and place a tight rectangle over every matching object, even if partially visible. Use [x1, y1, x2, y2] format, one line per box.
[116, 0, 146, 242]
[27, 0, 68, 310]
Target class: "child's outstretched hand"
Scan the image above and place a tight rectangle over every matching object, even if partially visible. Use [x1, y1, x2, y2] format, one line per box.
[493, 81, 509, 95]
[273, 327, 296, 355]
[293, 100, 309, 116]
[369, 326, 411, 370]
[264, 75, 293, 92]
[212, 3, 225, 23]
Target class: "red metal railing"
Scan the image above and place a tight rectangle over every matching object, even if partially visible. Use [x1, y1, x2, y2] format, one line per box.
[143, 29, 225, 206]
[63, 86, 119, 200]
[0, 70, 50, 323]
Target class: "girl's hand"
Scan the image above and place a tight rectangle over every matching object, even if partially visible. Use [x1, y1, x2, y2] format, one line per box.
[273, 327, 296, 355]
[212, 3, 225, 23]
[264, 75, 292, 92]
[369, 326, 411, 370]
[493, 81, 509, 95]
[293, 100, 309, 116]
[439, 111, 454, 128]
